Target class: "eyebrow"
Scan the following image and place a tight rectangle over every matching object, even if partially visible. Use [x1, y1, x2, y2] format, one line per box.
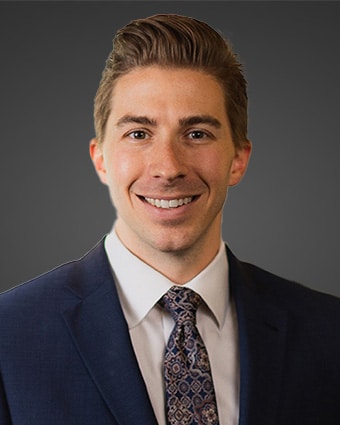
[115, 114, 222, 129]
[116, 115, 157, 127]
[179, 115, 222, 129]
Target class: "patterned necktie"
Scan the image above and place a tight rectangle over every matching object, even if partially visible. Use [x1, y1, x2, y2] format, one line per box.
[160, 286, 219, 425]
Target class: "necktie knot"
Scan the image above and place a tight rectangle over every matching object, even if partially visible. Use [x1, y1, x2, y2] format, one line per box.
[160, 286, 202, 326]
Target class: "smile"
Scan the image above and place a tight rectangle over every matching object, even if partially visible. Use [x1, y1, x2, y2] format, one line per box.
[143, 196, 194, 209]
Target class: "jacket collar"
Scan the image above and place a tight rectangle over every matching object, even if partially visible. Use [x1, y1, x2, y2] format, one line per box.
[227, 246, 288, 425]
[61, 239, 158, 425]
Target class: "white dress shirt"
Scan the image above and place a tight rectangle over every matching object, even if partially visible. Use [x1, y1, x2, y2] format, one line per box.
[104, 228, 240, 425]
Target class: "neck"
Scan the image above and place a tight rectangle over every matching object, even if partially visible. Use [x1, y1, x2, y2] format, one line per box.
[142, 244, 221, 285]
[114, 224, 222, 285]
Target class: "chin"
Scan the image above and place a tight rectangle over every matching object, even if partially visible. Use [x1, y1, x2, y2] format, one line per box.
[147, 231, 202, 255]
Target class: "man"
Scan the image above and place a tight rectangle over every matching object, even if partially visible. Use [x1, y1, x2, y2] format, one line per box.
[0, 14, 339, 425]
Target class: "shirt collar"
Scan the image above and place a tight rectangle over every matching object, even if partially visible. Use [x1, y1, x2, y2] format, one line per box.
[104, 227, 230, 329]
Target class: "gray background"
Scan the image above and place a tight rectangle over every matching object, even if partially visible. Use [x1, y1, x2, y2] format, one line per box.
[1, 1, 339, 297]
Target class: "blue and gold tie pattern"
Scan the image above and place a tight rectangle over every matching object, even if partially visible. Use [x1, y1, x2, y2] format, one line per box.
[160, 286, 219, 425]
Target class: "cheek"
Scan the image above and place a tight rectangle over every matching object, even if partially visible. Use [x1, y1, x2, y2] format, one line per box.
[198, 150, 233, 187]
[105, 149, 141, 193]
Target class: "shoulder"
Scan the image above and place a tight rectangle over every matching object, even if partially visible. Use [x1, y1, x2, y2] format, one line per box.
[0, 238, 109, 311]
[245, 259, 339, 308]
[227, 246, 340, 323]
[227, 249, 340, 374]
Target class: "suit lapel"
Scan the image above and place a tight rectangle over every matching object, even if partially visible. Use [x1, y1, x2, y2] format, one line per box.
[227, 247, 288, 425]
[61, 241, 158, 425]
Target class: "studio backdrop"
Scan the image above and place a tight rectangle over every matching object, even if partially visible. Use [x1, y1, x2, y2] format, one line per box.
[1, 1, 339, 297]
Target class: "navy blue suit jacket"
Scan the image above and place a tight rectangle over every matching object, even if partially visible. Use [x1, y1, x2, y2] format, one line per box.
[1, 239, 340, 424]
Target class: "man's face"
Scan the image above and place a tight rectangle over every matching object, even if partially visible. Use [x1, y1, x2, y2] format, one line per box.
[91, 66, 250, 261]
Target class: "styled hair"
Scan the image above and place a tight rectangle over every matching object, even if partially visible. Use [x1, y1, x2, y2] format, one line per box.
[94, 14, 249, 148]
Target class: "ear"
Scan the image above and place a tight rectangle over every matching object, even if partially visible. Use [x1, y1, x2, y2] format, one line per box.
[228, 141, 252, 186]
[89, 138, 108, 185]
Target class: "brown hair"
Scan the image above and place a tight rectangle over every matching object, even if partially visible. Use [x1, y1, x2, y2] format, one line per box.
[94, 14, 249, 148]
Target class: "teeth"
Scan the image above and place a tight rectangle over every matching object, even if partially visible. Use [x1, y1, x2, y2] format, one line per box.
[144, 196, 193, 209]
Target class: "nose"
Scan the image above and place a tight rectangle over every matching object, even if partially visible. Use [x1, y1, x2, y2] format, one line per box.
[149, 140, 188, 181]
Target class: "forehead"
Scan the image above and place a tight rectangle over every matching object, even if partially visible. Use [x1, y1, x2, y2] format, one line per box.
[108, 66, 228, 123]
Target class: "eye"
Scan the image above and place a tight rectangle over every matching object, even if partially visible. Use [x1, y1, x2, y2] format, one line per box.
[127, 130, 149, 140]
[189, 130, 205, 139]
[186, 130, 211, 141]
